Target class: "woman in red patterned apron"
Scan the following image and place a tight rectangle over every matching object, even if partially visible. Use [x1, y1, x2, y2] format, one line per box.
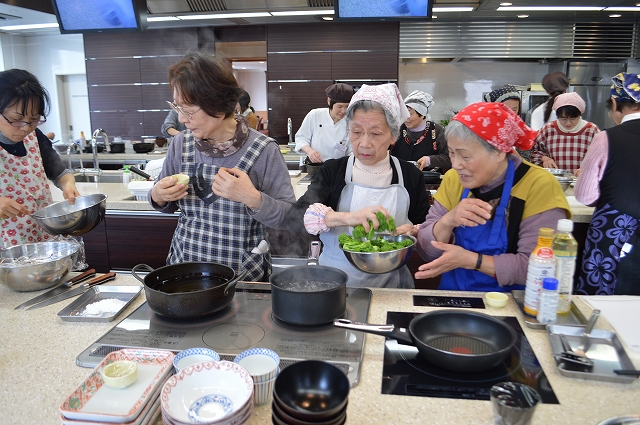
[0, 69, 79, 248]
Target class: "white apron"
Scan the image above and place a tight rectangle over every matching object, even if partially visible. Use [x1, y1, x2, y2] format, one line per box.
[0, 131, 53, 247]
[319, 156, 414, 288]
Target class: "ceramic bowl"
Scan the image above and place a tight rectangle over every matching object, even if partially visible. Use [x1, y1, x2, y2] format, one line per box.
[173, 347, 220, 374]
[101, 360, 138, 389]
[161, 360, 253, 424]
[485, 292, 509, 308]
[233, 348, 280, 383]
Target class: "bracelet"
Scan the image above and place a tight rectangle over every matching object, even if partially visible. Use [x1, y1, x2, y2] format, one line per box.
[474, 253, 483, 271]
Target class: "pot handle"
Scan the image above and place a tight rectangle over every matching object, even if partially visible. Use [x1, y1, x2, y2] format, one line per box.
[132, 264, 155, 283]
[307, 241, 321, 265]
[223, 269, 248, 296]
[334, 318, 414, 346]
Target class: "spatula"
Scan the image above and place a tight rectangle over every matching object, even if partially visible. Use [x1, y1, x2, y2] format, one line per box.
[558, 334, 593, 370]
[573, 309, 601, 358]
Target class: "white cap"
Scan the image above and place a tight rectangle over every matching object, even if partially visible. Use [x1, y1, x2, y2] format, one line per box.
[557, 219, 573, 232]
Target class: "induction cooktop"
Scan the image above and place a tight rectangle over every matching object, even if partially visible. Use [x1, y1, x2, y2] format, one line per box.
[76, 283, 372, 387]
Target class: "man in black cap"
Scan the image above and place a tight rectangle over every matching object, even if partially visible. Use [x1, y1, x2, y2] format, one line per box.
[295, 83, 354, 162]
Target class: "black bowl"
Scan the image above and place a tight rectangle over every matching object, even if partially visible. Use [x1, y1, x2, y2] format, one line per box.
[132, 142, 155, 153]
[273, 360, 349, 421]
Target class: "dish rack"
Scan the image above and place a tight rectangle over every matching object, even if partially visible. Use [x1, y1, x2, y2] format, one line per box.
[127, 181, 154, 201]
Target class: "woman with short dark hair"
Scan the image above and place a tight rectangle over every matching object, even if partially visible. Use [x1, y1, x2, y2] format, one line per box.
[0, 69, 79, 247]
[149, 51, 295, 281]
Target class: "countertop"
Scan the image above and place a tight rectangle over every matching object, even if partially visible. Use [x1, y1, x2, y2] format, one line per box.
[0, 274, 638, 424]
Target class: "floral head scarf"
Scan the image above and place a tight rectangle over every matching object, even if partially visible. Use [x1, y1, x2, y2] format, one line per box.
[610, 73, 640, 103]
[451, 102, 536, 152]
[347, 83, 410, 125]
[404, 90, 434, 121]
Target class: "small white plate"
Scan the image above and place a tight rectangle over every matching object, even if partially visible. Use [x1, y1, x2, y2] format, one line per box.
[288, 170, 301, 177]
[60, 349, 174, 423]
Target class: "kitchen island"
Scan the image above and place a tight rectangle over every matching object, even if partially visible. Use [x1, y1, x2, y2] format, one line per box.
[0, 274, 638, 424]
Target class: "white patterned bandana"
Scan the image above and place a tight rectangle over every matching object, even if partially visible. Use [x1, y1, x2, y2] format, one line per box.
[404, 90, 434, 121]
[348, 83, 410, 125]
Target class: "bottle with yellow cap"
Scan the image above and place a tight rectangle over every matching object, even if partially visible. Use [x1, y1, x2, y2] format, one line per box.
[524, 227, 556, 316]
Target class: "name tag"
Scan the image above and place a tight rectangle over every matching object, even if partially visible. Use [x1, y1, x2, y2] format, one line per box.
[334, 142, 347, 153]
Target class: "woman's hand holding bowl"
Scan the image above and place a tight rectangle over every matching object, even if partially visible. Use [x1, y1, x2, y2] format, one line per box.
[151, 175, 189, 206]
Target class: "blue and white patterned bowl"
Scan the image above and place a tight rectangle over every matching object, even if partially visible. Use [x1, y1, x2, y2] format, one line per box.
[187, 394, 234, 423]
[173, 348, 220, 374]
[233, 348, 280, 383]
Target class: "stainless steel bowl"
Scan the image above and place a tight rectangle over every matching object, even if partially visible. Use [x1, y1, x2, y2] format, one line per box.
[556, 177, 573, 192]
[544, 168, 571, 177]
[0, 241, 80, 291]
[32, 194, 107, 236]
[341, 234, 416, 274]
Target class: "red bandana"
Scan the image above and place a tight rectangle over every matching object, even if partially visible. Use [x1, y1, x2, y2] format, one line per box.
[452, 102, 536, 152]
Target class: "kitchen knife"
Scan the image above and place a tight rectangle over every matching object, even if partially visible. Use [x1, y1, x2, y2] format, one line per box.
[25, 272, 116, 311]
[14, 269, 96, 310]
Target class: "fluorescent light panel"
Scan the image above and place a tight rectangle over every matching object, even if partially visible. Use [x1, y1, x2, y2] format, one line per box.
[177, 12, 271, 20]
[0, 23, 59, 30]
[432, 7, 475, 12]
[605, 7, 640, 11]
[147, 16, 180, 22]
[271, 10, 333, 16]
[497, 6, 602, 11]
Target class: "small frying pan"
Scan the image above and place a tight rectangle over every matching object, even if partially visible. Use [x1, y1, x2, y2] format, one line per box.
[335, 310, 517, 373]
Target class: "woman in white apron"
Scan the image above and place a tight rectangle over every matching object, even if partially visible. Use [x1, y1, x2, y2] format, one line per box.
[0, 69, 79, 247]
[287, 84, 431, 288]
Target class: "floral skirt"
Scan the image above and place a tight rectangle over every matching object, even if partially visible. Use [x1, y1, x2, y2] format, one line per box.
[576, 202, 639, 295]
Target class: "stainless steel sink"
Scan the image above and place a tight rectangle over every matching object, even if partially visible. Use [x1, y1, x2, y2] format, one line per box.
[73, 173, 124, 183]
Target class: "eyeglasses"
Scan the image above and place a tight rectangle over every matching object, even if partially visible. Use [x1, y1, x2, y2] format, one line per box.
[167, 101, 201, 120]
[557, 116, 580, 123]
[1, 112, 46, 128]
[348, 128, 390, 143]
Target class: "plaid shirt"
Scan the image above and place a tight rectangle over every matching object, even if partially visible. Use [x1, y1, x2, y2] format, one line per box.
[530, 121, 599, 174]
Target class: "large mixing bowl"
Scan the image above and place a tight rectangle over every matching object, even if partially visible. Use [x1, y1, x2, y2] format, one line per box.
[0, 240, 81, 291]
[32, 194, 107, 236]
[341, 234, 416, 274]
[556, 177, 573, 192]
[544, 168, 571, 177]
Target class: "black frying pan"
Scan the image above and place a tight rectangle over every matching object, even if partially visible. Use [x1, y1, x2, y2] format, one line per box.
[334, 310, 517, 372]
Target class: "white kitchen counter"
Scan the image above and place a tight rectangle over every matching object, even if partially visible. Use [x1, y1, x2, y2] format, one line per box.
[0, 274, 638, 424]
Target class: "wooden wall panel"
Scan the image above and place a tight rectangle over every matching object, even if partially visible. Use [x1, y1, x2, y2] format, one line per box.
[267, 82, 328, 145]
[84, 28, 198, 58]
[331, 51, 399, 80]
[267, 22, 399, 52]
[143, 111, 170, 137]
[90, 112, 144, 139]
[88, 85, 142, 111]
[140, 56, 183, 84]
[86, 58, 140, 85]
[141, 85, 172, 109]
[267, 52, 331, 80]
[82, 220, 110, 273]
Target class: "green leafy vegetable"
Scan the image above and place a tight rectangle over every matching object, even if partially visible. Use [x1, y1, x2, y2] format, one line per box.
[338, 233, 413, 253]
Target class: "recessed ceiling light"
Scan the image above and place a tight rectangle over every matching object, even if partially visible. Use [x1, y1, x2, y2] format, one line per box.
[517, 14, 529, 18]
[432, 15, 437, 19]
[606, 7, 640, 11]
[322, 16, 333, 20]
[609, 14, 622, 17]
[432, 7, 474, 12]
[500, 2, 513, 6]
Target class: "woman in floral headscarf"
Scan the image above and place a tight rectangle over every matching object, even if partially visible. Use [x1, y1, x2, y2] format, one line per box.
[286, 84, 430, 288]
[574, 73, 640, 295]
[390, 90, 451, 172]
[415, 102, 570, 292]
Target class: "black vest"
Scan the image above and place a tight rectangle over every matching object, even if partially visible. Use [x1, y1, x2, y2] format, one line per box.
[599, 119, 640, 218]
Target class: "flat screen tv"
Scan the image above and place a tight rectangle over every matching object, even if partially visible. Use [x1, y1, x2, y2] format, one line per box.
[51, 0, 147, 33]
[335, 0, 433, 21]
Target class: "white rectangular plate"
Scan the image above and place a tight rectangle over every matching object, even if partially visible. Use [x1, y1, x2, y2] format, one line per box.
[60, 349, 174, 423]
[288, 169, 301, 177]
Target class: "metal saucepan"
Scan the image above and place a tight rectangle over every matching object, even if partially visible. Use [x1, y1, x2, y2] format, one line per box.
[422, 170, 442, 184]
[335, 310, 517, 372]
[132, 262, 246, 320]
[270, 241, 348, 325]
[304, 157, 323, 178]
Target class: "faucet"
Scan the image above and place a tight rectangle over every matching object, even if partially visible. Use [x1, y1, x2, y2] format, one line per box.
[287, 118, 293, 146]
[86, 128, 109, 175]
[66, 141, 84, 171]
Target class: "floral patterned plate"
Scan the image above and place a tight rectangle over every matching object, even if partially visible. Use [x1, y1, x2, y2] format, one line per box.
[60, 349, 174, 423]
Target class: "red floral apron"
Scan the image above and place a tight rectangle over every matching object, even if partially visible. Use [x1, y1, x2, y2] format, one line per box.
[0, 131, 53, 247]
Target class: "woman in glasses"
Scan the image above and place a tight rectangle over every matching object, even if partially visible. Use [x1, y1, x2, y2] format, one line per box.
[286, 84, 430, 288]
[0, 69, 79, 247]
[149, 52, 295, 281]
[530, 92, 599, 175]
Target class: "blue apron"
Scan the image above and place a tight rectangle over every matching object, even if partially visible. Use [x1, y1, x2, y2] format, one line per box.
[439, 160, 524, 292]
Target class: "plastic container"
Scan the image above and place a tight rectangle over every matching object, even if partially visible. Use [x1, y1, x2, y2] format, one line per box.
[537, 277, 559, 324]
[524, 228, 555, 316]
[122, 166, 131, 185]
[553, 219, 578, 314]
[79, 131, 87, 149]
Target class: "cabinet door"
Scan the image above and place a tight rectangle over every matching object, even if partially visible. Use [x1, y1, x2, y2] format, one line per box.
[105, 214, 178, 270]
[82, 220, 110, 273]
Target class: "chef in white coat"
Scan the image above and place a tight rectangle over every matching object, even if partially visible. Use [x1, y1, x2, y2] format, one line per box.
[295, 83, 354, 163]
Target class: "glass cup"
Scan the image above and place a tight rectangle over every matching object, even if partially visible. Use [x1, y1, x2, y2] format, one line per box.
[490, 382, 541, 425]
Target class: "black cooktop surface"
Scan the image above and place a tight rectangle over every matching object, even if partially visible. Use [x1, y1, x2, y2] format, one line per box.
[381, 312, 559, 403]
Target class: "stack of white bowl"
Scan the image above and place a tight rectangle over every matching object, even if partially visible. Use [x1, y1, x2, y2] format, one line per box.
[233, 348, 280, 406]
[160, 360, 254, 425]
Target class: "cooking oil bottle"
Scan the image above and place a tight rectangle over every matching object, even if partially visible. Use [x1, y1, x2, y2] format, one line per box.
[552, 219, 578, 314]
[524, 228, 556, 316]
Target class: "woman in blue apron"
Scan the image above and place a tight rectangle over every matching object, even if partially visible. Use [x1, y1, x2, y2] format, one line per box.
[286, 83, 430, 288]
[415, 102, 570, 292]
[149, 52, 295, 281]
[574, 73, 640, 295]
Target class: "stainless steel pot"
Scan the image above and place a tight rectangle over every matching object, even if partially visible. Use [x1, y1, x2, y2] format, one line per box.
[132, 262, 246, 320]
[270, 242, 348, 325]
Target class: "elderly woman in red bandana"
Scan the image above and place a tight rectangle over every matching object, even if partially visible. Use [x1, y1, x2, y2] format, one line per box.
[415, 102, 571, 292]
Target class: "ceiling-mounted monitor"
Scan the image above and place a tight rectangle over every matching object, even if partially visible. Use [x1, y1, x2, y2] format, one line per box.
[334, 0, 433, 21]
[51, 0, 147, 34]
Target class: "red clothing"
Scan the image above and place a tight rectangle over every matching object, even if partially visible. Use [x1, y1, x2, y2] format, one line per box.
[530, 120, 599, 174]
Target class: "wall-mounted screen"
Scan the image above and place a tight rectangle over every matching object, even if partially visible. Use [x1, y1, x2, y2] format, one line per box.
[51, 0, 147, 33]
[334, 0, 433, 21]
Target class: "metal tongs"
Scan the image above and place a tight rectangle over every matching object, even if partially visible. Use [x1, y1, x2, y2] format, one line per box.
[557, 309, 600, 370]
